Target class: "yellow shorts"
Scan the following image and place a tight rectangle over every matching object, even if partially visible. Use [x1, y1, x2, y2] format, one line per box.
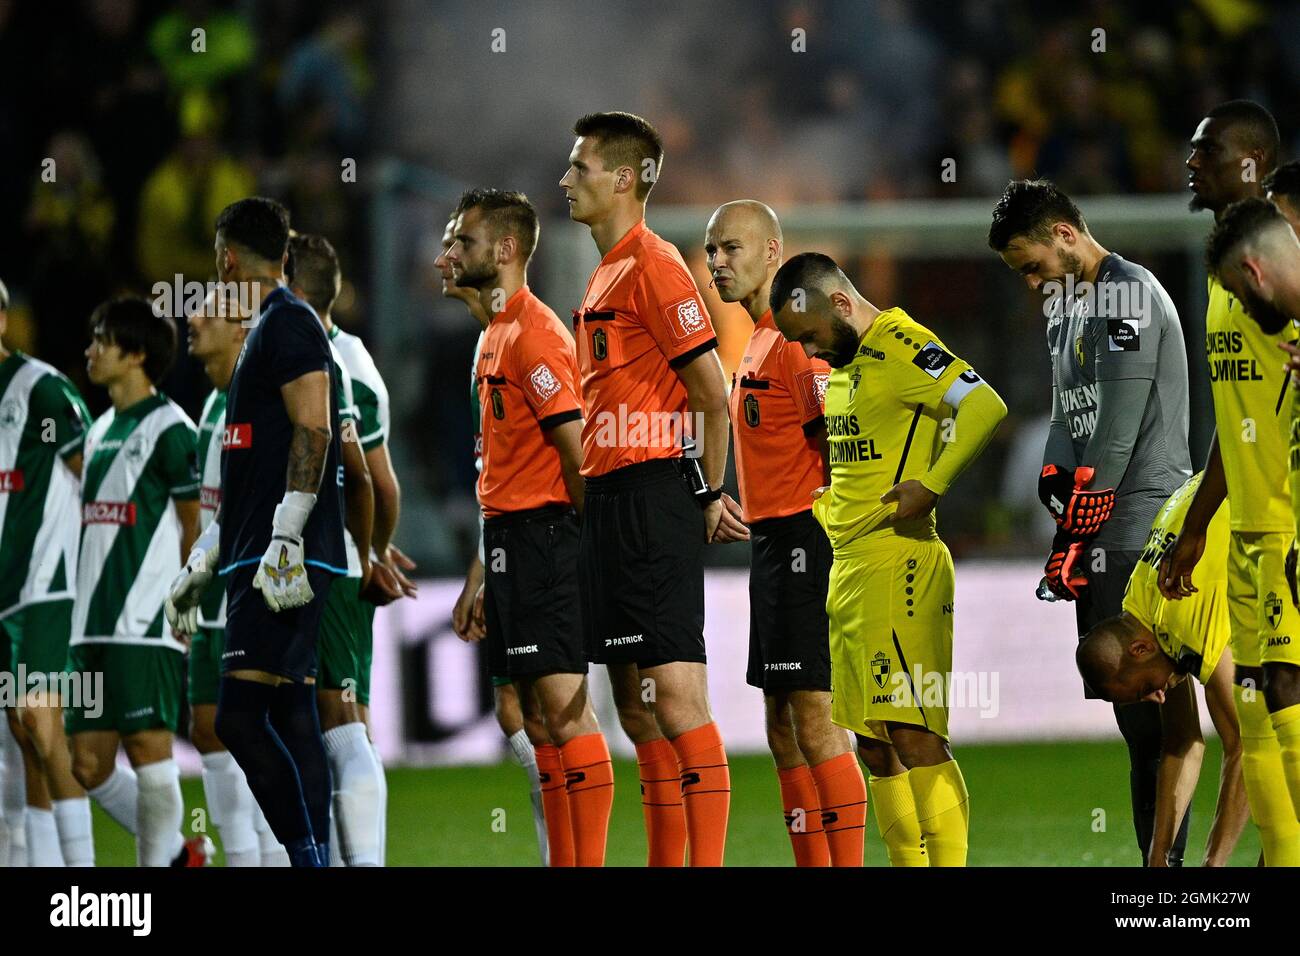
[824, 532, 955, 742]
[1227, 531, 1300, 669]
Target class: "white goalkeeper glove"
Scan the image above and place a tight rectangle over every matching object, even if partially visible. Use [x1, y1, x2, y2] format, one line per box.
[253, 491, 316, 612]
[165, 520, 221, 636]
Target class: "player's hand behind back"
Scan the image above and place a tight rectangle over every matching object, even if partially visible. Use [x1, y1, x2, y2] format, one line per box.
[360, 559, 403, 606]
[1158, 528, 1205, 601]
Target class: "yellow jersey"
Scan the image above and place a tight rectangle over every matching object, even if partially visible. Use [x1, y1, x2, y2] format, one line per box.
[1122, 472, 1230, 684]
[815, 308, 975, 550]
[1205, 276, 1294, 532]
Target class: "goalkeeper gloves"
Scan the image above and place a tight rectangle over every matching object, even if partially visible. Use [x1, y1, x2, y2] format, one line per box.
[253, 491, 316, 612]
[165, 520, 221, 636]
[1039, 464, 1115, 537]
[1043, 530, 1089, 601]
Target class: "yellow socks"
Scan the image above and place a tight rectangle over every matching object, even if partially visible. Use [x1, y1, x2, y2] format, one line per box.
[868, 770, 927, 866]
[907, 760, 969, 867]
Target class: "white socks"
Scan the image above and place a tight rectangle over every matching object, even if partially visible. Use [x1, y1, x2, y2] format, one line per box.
[507, 729, 548, 867]
[88, 764, 139, 834]
[200, 751, 259, 867]
[254, 803, 289, 867]
[0, 723, 25, 867]
[53, 797, 93, 866]
[371, 739, 387, 866]
[134, 760, 183, 867]
[323, 723, 383, 866]
[26, 807, 65, 866]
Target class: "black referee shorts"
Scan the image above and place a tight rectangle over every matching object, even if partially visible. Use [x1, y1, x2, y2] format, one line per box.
[483, 505, 586, 680]
[746, 509, 833, 693]
[222, 563, 336, 682]
[580, 458, 706, 667]
[1075, 547, 1142, 699]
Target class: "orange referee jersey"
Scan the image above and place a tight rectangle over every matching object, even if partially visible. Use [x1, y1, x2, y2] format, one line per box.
[730, 310, 830, 523]
[574, 220, 718, 477]
[477, 285, 583, 516]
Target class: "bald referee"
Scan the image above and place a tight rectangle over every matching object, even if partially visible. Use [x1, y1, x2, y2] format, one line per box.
[705, 200, 869, 867]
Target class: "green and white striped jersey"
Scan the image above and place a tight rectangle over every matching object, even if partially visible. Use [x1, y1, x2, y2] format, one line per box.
[196, 388, 227, 629]
[72, 394, 199, 650]
[329, 326, 390, 452]
[329, 340, 363, 579]
[0, 351, 90, 617]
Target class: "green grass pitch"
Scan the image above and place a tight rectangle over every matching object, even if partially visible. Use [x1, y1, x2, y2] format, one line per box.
[88, 739, 1261, 866]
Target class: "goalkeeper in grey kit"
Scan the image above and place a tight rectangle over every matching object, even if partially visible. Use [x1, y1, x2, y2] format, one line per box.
[988, 180, 1197, 865]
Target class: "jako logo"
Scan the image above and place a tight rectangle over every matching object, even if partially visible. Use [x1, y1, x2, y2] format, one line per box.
[50, 886, 151, 936]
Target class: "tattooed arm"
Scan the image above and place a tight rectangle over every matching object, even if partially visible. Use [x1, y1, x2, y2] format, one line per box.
[281, 369, 332, 493]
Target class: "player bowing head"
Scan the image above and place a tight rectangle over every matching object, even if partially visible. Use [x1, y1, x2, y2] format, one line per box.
[987, 179, 1093, 291]
[1205, 196, 1300, 335]
[769, 251, 1008, 867]
[768, 252, 868, 368]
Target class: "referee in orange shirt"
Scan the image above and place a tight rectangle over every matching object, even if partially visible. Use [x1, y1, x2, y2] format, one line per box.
[447, 189, 615, 866]
[705, 200, 868, 866]
[560, 111, 745, 866]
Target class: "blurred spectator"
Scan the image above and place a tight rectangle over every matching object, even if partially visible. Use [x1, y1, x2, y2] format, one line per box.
[136, 98, 255, 283]
[277, 9, 370, 153]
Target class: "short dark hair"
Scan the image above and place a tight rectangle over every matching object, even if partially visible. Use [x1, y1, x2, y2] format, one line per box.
[1206, 99, 1280, 171]
[1205, 196, 1288, 278]
[89, 295, 176, 384]
[286, 233, 342, 315]
[769, 252, 846, 315]
[1263, 160, 1300, 203]
[215, 197, 291, 263]
[454, 188, 540, 263]
[987, 179, 1087, 251]
[573, 111, 664, 201]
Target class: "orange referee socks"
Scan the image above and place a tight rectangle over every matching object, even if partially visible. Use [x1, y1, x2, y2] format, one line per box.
[776, 765, 830, 866]
[534, 744, 575, 867]
[671, 722, 731, 867]
[560, 733, 615, 867]
[635, 738, 687, 866]
[810, 752, 868, 866]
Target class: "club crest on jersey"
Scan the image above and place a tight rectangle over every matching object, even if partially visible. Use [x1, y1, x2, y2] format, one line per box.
[848, 368, 862, 401]
[592, 327, 607, 361]
[1074, 335, 1085, 368]
[743, 392, 760, 427]
[668, 297, 707, 339]
[912, 341, 955, 379]
[0, 398, 24, 429]
[123, 432, 150, 464]
[871, 651, 891, 689]
[490, 388, 505, 420]
[83, 501, 137, 525]
[1266, 591, 1283, 630]
[527, 362, 562, 404]
[222, 423, 252, 449]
